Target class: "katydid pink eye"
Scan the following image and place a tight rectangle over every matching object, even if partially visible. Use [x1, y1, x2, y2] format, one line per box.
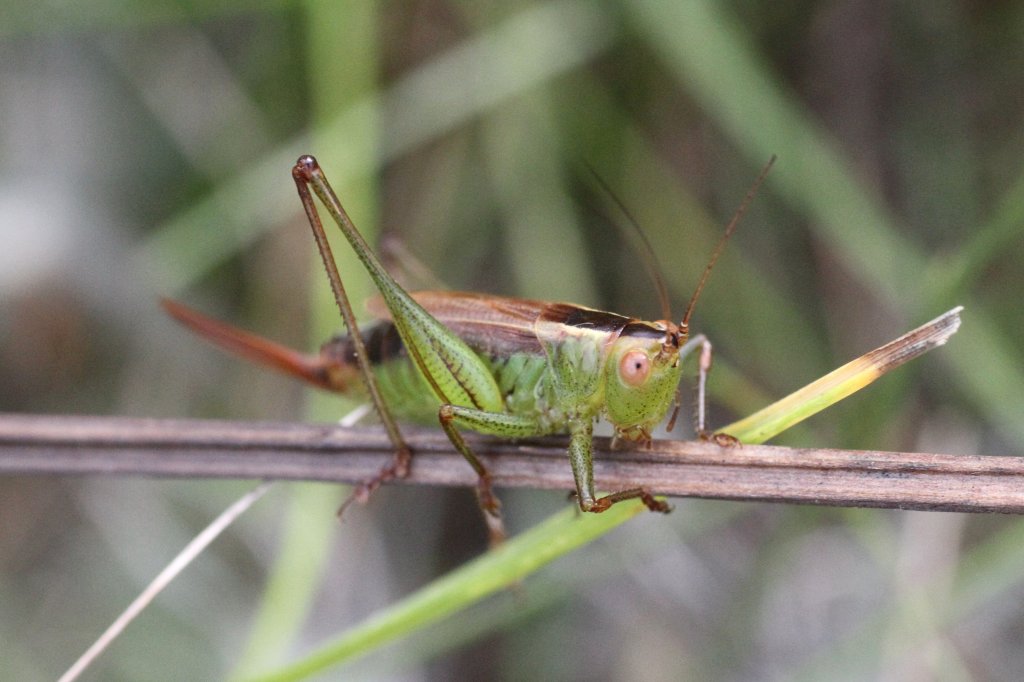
[619, 349, 651, 387]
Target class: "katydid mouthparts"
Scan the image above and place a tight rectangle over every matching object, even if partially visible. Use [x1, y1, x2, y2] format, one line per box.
[163, 154, 776, 545]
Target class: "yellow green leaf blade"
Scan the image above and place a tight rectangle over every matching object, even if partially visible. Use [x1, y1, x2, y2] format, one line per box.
[722, 307, 963, 445]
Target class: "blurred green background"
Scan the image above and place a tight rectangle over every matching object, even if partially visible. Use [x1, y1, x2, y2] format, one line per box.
[2, 1, 1024, 680]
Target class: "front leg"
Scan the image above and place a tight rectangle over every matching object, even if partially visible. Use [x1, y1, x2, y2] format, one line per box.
[568, 420, 671, 514]
[680, 333, 738, 445]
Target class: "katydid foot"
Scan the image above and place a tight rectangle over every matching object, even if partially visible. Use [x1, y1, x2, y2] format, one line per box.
[699, 431, 741, 447]
[336, 444, 413, 519]
[580, 488, 672, 514]
[475, 473, 506, 547]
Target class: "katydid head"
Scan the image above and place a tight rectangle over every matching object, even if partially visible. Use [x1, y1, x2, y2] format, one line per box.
[604, 321, 685, 442]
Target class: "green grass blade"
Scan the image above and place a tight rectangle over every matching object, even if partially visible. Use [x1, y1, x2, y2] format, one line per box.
[924, 164, 1024, 305]
[242, 501, 647, 682]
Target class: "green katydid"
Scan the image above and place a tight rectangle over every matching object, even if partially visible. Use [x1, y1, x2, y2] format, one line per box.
[164, 154, 775, 544]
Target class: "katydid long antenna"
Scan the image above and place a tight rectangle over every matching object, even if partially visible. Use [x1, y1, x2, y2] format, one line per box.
[679, 155, 777, 335]
[584, 162, 674, 322]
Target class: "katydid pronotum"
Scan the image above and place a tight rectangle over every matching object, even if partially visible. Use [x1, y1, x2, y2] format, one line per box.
[164, 155, 776, 544]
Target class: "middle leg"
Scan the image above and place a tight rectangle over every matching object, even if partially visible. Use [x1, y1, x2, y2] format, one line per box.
[438, 404, 544, 547]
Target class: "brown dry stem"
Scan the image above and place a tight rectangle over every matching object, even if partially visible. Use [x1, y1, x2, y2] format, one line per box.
[2, 413, 1022, 514]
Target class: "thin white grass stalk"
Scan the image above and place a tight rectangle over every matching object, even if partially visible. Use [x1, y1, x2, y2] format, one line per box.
[337, 403, 372, 427]
[58, 481, 273, 682]
[59, 405, 370, 682]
